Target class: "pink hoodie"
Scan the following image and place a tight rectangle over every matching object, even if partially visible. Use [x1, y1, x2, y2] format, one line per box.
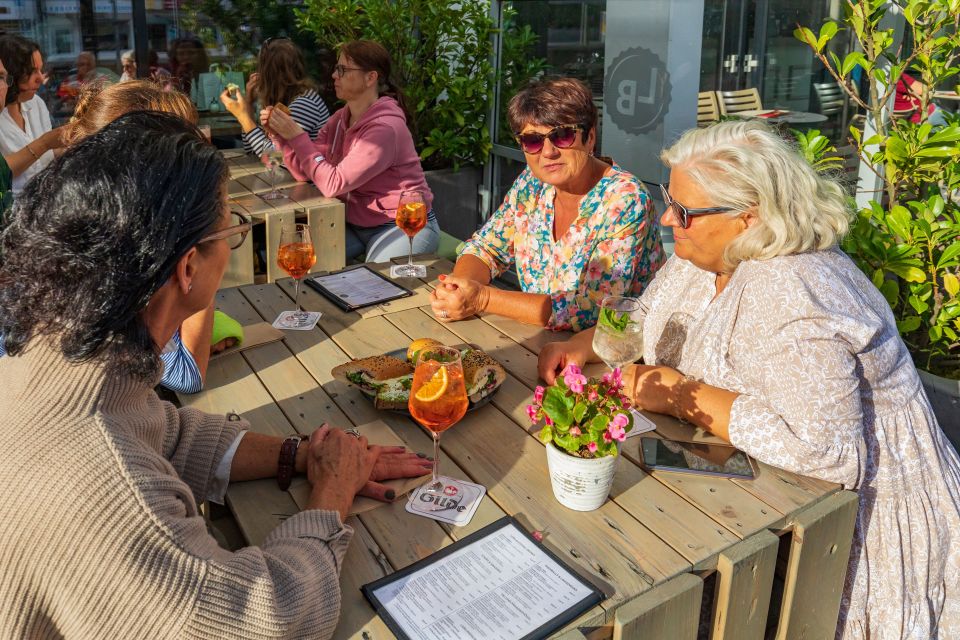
[277, 96, 434, 228]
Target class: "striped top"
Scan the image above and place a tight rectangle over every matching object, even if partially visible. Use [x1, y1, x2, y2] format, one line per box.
[243, 89, 329, 156]
[159, 329, 203, 394]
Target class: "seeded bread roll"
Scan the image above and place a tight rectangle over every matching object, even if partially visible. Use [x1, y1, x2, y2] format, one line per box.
[331, 355, 414, 396]
[462, 350, 506, 402]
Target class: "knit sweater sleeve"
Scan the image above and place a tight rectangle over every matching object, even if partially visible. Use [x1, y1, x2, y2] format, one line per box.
[131, 461, 353, 639]
[159, 401, 244, 504]
[183, 510, 353, 639]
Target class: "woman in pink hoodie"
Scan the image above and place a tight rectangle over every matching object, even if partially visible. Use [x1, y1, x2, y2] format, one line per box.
[262, 40, 439, 262]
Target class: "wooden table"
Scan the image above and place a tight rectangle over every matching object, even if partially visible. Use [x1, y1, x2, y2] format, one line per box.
[221, 151, 346, 287]
[178, 257, 858, 640]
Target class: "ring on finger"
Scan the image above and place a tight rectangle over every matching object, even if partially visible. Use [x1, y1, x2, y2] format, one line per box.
[344, 428, 361, 439]
[438, 310, 448, 319]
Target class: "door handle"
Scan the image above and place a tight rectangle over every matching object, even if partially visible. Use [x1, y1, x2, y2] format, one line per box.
[723, 54, 739, 73]
[742, 54, 759, 72]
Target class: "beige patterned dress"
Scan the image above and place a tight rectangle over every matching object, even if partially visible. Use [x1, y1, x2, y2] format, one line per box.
[639, 250, 960, 639]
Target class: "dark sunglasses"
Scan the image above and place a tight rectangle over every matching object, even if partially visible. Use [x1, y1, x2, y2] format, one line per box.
[659, 184, 735, 229]
[514, 124, 584, 154]
[199, 211, 252, 250]
[261, 36, 290, 48]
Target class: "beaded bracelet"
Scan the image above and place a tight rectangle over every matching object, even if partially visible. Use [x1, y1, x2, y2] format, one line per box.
[672, 374, 698, 423]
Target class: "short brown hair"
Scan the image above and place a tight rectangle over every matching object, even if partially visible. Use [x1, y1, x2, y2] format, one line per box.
[507, 77, 597, 139]
[64, 80, 198, 145]
[256, 38, 314, 107]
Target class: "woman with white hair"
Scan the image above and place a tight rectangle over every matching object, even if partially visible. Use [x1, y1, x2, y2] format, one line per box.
[119, 50, 136, 82]
[539, 120, 960, 638]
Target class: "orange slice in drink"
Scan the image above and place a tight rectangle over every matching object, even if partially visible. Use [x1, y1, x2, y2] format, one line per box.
[414, 365, 449, 402]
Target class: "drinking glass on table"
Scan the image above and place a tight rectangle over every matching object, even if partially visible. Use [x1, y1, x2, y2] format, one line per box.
[592, 296, 644, 372]
[390, 189, 428, 278]
[276, 223, 317, 327]
[261, 150, 288, 201]
[408, 345, 469, 504]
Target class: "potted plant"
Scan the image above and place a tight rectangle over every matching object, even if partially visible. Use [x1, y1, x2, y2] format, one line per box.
[795, 0, 960, 448]
[528, 364, 634, 511]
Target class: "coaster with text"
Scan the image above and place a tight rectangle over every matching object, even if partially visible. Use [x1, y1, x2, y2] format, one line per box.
[389, 263, 428, 279]
[272, 310, 321, 331]
[405, 476, 485, 526]
[626, 408, 658, 438]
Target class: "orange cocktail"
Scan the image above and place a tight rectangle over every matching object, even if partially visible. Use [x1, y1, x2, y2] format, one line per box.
[408, 346, 468, 499]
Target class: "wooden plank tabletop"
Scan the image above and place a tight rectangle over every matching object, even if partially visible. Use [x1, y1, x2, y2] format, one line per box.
[178, 256, 841, 639]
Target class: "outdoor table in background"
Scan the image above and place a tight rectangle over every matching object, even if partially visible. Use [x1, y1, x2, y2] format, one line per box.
[732, 109, 829, 126]
[198, 112, 244, 138]
[221, 150, 345, 287]
[179, 256, 859, 640]
[933, 91, 960, 112]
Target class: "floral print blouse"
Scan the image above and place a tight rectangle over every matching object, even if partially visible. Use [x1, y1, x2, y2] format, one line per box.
[459, 163, 665, 332]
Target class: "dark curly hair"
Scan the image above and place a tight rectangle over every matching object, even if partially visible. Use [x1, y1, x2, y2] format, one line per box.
[0, 111, 228, 380]
[0, 34, 40, 106]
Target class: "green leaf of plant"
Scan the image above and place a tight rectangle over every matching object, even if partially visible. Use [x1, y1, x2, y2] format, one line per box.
[538, 424, 554, 444]
[841, 51, 866, 76]
[908, 294, 929, 314]
[542, 390, 573, 428]
[880, 280, 899, 306]
[598, 307, 632, 332]
[939, 242, 960, 268]
[888, 264, 926, 282]
[573, 401, 587, 424]
[929, 325, 943, 342]
[589, 414, 610, 435]
[944, 273, 960, 298]
[897, 315, 922, 334]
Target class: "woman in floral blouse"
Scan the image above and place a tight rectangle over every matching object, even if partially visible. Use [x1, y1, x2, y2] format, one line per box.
[430, 77, 664, 332]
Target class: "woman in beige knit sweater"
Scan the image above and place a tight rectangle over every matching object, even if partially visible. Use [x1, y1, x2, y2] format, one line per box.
[0, 112, 431, 639]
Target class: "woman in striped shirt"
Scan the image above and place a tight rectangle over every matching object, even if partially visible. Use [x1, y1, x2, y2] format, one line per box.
[220, 38, 329, 156]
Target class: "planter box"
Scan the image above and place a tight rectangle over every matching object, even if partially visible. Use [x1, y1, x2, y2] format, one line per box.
[919, 369, 960, 454]
[424, 165, 484, 241]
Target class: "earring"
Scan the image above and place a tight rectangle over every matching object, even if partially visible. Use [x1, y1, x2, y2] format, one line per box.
[188, 283, 193, 292]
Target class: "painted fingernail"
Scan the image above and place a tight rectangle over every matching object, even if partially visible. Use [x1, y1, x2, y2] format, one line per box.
[416, 452, 427, 458]
[427, 456, 434, 461]
[384, 489, 396, 500]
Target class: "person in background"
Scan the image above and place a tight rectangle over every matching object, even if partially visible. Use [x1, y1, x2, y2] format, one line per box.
[148, 49, 173, 90]
[0, 35, 66, 195]
[430, 77, 664, 332]
[61, 79, 238, 394]
[539, 120, 960, 638]
[169, 37, 209, 96]
[263, 40, 439, 262]
[0, 55, 66, 212]
[0, 111, 432, 639]
[119, 50, 136, 82]
[220, 36, 329, 157]
[894, 69, 948, 126]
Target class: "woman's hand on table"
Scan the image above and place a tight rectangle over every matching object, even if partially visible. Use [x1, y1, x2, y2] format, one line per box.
[429, 274, 489, 322]
[357, 446, 434, 501]
[260, 106, 304, 140]
[623, 364, 685, 415]
[304, 424, 378, 518]
[537, 327, 597, 385]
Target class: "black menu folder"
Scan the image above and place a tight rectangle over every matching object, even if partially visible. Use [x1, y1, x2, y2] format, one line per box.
[361, 516, 603, 640]
[304, 265, 414, 312]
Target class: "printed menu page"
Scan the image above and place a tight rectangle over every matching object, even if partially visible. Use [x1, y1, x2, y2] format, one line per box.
[367, 523, 597, 640]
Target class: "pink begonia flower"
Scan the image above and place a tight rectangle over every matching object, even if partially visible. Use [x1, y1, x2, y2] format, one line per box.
[534, 386, 545, 403]
[569, 426, 582, 436]
[587, 390, 599, 402]
[544, 415, 554, 426]
[526, 405, 539, 423]
[602, 431, 613, 443]
[562, 363, 582, 376]
[569, 379, 585, 394]
[611, 367, 623, 387]
[587, 441, 598, 453]
[608, 424, 627, 442]
[611, 413, 629, 429]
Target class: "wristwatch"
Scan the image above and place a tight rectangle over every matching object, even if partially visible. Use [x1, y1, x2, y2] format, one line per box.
[277, 434, 308, 491]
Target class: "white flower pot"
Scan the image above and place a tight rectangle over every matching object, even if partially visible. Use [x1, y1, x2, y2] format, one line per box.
[545, 441, 619, 511]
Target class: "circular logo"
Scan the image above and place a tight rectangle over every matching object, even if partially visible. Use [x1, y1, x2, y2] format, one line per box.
[604, 46, 671, 135]
[443, 485, 459, 496]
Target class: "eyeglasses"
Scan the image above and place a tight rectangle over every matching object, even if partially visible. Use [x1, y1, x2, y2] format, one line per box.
[514, 125, 584, 155]
[199, 211, 252, 250]
[261, 36, 290, 48]
[659, 184, 735, 229]
[333, 64, 366, 77]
